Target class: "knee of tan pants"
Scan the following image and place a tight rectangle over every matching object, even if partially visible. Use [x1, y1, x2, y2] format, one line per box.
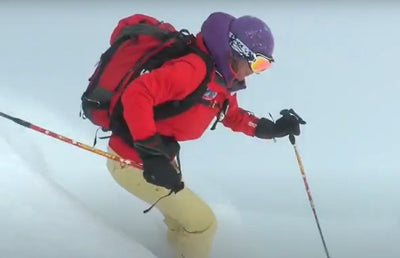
[159, 187, 217, 234]
[175, 216, 217, 258]
[160, 189, 217, 258]
[182, 203, 217, 236]
[164, 210, 217, 237]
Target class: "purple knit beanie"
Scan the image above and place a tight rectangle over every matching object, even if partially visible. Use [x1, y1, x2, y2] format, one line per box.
[201, 12, 274, 90]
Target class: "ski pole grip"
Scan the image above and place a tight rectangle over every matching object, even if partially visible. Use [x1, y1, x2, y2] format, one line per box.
[289, 134, 296, 145]
[280, 109, 306, 125]
[289, 109, 306, 125]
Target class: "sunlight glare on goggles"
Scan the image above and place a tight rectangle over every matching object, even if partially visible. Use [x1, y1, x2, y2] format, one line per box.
[249, 54, 274, 74]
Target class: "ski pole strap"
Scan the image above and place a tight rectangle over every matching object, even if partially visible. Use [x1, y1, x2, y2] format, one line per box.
[143, 189, 174, 213]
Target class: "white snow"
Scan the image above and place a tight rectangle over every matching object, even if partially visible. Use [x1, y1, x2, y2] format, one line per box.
[1, 1, 400, 258]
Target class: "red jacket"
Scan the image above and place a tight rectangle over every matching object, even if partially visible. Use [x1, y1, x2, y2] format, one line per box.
[109, 33, 260, 163]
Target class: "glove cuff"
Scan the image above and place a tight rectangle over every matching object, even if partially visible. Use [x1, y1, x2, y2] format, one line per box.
[134, 134, 180, 160]
[254, 118, 276, 139]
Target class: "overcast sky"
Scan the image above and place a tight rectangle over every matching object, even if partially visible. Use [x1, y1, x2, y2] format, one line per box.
[1, 1, 399, 258]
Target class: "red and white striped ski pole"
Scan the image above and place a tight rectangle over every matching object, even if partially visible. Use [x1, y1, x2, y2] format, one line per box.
[0, 111, 142, 169]
[280, 109, 331, 258]
[289, 134, 331, 258]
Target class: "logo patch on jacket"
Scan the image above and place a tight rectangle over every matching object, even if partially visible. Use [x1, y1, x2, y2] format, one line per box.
[202, 88, 218, 101]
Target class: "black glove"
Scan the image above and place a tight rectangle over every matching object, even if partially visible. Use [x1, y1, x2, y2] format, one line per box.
[255, 109, 305, 139]
[134, 134, 184, 193]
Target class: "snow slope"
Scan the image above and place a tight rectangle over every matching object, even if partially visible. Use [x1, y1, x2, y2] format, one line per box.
[0, 128, 157, 258]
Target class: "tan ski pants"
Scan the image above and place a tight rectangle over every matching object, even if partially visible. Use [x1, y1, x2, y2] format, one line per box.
[106, 148, 217, 258]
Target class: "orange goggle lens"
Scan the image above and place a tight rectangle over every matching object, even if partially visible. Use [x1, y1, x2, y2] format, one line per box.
[249, 54, 274, 74]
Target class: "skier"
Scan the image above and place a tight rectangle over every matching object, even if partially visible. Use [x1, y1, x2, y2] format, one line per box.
[105, 12, 303, 258]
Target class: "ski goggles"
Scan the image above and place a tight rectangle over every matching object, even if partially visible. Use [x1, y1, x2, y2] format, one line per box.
[229, 32, 274, 74]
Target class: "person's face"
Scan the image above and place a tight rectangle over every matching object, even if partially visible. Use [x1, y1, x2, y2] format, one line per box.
[230, 55, 253, 81]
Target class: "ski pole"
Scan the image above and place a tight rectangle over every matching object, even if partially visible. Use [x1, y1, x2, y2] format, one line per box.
[0, 111, 142, 169]
[279, 109, 330, 257]
[289, 134, 331, 258]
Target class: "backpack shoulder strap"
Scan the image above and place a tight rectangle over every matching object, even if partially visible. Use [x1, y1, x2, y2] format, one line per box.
[153, 39, 214, 120]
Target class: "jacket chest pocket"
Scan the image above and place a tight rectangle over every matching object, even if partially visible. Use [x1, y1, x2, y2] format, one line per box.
[199, 89, 227, 110]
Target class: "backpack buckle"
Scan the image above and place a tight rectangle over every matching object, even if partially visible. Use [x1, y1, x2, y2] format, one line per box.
[210, 101, 219, 109]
